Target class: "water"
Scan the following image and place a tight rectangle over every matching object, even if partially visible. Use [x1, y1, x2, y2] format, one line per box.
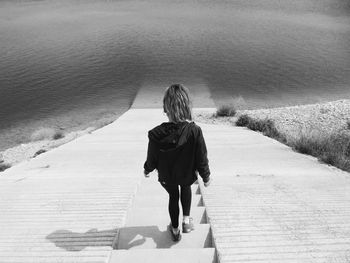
[1, 0, 350, 151]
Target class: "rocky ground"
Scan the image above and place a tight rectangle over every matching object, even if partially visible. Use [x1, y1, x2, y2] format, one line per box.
[194, 99, 350, 140]
[2, 99, 349, 172]
[0, 114, 118, 171]
[0, 128, 95, 170]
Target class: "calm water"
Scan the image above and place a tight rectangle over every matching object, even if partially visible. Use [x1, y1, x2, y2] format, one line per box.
[1, 0, 350, 150]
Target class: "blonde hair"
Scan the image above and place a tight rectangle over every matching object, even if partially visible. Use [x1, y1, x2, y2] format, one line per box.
[163, 84, 192, 123]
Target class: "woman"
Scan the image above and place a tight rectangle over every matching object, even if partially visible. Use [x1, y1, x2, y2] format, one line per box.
[143, 84, 211, 242]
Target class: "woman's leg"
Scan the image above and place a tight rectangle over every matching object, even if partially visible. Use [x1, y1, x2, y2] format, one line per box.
[180, 185, 192, 217]
[161, 183, 180, 228]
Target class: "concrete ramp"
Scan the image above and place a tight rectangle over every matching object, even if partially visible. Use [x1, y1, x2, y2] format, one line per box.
[198, 121, 350, 263]
[131, 83, 215, 108]
[0, 109, 166, 263]
[111, 178, 216, 261]
[1, 108, 350, 263]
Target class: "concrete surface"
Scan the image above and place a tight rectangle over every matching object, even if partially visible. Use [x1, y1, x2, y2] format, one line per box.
[115, 177, 213, 251]
[109, 248, 216, 263]
[1, 107, 350, 263]
[198, 119, 350, 263]
[0, 109, 165, 262]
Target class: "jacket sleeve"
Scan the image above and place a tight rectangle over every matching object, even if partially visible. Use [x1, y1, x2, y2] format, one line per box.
[195, 126, 210, 182]
[144, 137, 158, 174]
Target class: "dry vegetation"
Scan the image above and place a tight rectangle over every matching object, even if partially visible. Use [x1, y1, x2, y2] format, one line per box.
[215, 104, 237, 117]
[236, 113, 350, 172]
[31, 128, 65, 141]
[198, 99, 350, 173]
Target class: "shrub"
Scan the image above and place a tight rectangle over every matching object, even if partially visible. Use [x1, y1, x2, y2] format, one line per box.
[291, 134, 321, 155]
[290, 130, 350, 172]
[31, 128, 56, 141]
[236, 115, 286, 143]
[216, 105, 236, 117]
[0, 163, 11, 172]
[236, 113, 350, 173]
[236, 114, 250, 127]
[53, 131, 64, 140]
[347, 120, 350, 130]
[262, 119, 287, 143]
[246, 119, 265, 131]
[33, 149, 47, 158]
[31, 128, 64, 141]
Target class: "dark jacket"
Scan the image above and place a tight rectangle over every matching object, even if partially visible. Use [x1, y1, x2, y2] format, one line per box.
[144, 121, 210, 186]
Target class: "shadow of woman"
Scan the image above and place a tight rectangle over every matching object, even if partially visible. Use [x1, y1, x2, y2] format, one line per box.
[117, 225, 175, 249]
[46, 228, 118, 251]
[46, 225, 175, 251]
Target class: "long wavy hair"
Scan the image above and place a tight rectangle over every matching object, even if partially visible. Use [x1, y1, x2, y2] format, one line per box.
[163, 84, 192, 123]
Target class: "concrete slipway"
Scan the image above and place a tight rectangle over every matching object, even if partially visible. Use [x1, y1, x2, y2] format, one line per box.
[1, 96, 350, 262]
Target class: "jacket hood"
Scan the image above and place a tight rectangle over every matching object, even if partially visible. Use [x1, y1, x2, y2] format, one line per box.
[149, 121, 195, 151]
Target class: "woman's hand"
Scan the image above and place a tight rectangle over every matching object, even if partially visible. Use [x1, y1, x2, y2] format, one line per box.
[144, 170, 150, 178]
[204, 177, 212, 187]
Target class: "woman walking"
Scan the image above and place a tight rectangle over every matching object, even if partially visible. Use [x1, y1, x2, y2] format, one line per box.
[143, 84, 211, 242]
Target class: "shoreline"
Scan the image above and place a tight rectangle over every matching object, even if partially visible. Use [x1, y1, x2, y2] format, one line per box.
[2, 99, 350, 173]
[0, 113, 121, 172]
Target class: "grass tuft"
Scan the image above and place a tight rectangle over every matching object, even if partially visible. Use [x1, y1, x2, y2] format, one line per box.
[290, 133, 320, 155]
[289, 131, 350, 171]
[0, 163, 11, 172]
[216, 105, 237, 117]
[236, 115, 286, 143]
[53, 131, 64, 140]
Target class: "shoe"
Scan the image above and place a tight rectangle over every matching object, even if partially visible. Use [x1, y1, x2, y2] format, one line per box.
[182, 217, 194, 233]
[168, 225, 182, 242]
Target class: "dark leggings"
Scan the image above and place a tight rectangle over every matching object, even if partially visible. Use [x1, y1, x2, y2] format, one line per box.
[161, 183, 192, 228]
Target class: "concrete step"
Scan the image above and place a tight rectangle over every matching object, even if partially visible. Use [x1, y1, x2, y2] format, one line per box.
[125, 206, 207, 226]
[116, 224, 212, 249]
[132, 194, 203, 208]
[136, 181, 201, 195]
[109, 248, 216, 263]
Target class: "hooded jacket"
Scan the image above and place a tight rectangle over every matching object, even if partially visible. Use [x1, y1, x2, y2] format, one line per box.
[144, 121, 210, 186]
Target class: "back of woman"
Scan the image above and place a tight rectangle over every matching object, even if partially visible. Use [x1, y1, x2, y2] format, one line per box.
[146, 120, 209, 186]
[143, 84, 211, 242]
